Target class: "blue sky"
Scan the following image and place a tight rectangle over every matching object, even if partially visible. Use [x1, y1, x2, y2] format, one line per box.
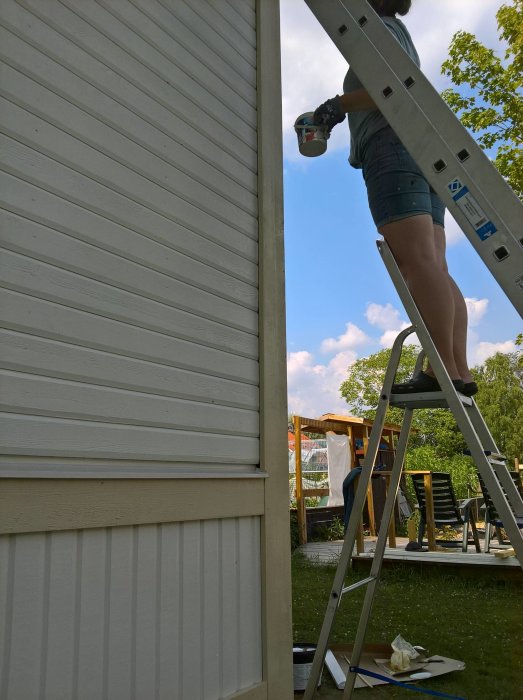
[280, 0, 522, 417]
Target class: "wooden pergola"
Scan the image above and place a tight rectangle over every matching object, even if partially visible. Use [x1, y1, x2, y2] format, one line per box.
[292, 413, 403, 545]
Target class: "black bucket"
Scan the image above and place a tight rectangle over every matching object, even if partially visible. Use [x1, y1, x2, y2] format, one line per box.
[293, 644, 320, 691]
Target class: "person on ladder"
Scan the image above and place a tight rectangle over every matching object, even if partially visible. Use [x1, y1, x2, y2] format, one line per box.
[312, 0, 477, 397]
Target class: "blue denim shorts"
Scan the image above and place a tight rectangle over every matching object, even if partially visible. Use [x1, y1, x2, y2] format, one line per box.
[362, 126, 446, 229]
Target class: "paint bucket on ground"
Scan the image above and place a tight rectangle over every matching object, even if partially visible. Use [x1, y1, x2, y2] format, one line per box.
[293, 644, 321, 691]
[294, 112, 329, 157]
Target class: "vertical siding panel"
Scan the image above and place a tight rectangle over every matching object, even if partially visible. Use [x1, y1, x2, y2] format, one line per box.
[44, 532, 78, 700]
[201, 520, 221, 699]
[106, 527, 134, 700]
[180, 522, 202, 700]
[7, 534, 47, 700]
[76, 529, 107, 700]
[0, 518, 263, 699]
[0, 536, 13, 699]
[134, 525, 158, 700]
[157, 523, 181, 700]
[238, 517, 262, 686]
[220, 518, 240, 697]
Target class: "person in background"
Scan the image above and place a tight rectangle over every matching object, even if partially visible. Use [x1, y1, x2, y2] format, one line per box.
[312, 0, 477, 397]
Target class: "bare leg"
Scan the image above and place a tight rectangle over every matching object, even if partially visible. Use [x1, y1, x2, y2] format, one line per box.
[433, 224, 473, 383]
[379, 215, 461, 379]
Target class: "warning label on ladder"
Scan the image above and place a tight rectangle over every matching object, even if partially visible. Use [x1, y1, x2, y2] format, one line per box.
[447, 179, 497, 240]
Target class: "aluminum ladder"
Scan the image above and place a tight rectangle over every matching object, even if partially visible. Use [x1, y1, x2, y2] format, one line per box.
[305, 0, 523, 317]
[303, 240, 523, 699]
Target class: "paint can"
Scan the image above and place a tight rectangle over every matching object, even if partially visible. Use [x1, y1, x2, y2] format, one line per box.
[294, 113, 329, 157]
[293, 644, 321, 691]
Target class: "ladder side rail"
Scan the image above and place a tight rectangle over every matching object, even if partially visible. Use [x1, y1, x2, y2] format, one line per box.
[378, 241, 523, 563]
[304, 0, 523, 316]
[467, 452, 523, 559]
[301, 409, 386, 700]
[303, 327, 413, 699]
[343, 408, 414, 698]
[488, 459, 523, 519]
[464, 407, 500, 455]
[460, 388, 523, 516]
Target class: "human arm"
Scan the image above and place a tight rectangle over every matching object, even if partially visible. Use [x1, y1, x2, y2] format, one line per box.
[313, 90, 378, 129]
[339, 89, 377, 112]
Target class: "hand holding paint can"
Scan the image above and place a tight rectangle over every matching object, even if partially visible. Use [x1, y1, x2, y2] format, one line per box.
[294, 112, 330, 157]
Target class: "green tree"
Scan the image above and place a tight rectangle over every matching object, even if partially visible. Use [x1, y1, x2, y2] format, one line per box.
[339, 344, 419, 425]
[472, 350, 523, 461]
[441, 0, 523, 198]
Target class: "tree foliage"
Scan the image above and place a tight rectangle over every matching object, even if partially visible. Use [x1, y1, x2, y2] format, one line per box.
[441, 0, 523, 198]
[472, 351, 523, 462]
[339, 344, 419, 425]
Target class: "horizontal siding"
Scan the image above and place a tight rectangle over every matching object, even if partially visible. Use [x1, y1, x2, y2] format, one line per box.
[0, 206, 257, 310]
[0, 301, 258, 386]
[3, 0, 257, 165]
[0, 517, 262, 700]
[0, 247, 257, 354]
[175, 0, 257, 70]
[222, 0, 256, 30]
[146, 1, 255, 84]
[0, 129, 257, 260]
[0, 413, 260, 462]
[0, 25, 257, 204]
[0, 0, 260, 472]
[0, 87, 257, 241]
[0, 370, 259, 435]
[0, 173, 257, 286]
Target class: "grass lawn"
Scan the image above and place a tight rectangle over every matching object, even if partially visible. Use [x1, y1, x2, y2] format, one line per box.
[292, 553, 522, 699]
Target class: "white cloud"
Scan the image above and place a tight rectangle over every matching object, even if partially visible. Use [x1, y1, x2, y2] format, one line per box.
[443, 211, 466, 246]
[287, 349, 357, 417]
[465, 297, 489, 326]
[320, 322, 370, 353]
[471, 339, 517, 366]
[366, 302, 403, 330]
[365, 302, 416, 347]
[288, 304, 415, 415]
[378, 327, 414, 349]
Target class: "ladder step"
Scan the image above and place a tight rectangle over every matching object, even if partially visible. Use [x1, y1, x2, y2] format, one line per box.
[389, 391, 473, 410]
[463, 449, 507, 462]
[340, 576, 376, 595]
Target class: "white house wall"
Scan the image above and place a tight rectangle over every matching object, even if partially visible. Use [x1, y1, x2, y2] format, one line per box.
[0, 0, 292, 698]
[0, 517, 262, 700]
[0, 0, 260, 476]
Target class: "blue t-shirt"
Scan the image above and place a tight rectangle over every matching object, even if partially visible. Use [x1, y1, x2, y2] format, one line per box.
[343, 16, 420, 168]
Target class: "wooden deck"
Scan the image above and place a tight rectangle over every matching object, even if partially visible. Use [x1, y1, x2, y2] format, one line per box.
[296, 536, 523, 580]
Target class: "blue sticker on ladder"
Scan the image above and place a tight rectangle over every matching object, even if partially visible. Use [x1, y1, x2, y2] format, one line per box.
[447, 179, 497, 241]
[448, 178, 463, 194]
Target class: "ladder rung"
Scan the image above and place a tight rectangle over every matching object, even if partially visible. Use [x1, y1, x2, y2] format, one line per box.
[341, 576, 376, 595]
[389, 392, 472, 410]
[463, 449, 507, 462]
[488, 458, 508, 466]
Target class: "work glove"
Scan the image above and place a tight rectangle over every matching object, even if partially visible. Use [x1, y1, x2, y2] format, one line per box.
[313, 95, 345, 131]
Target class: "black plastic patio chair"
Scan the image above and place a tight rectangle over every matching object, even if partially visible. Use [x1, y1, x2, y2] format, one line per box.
[477, 470, 523, 553]
[411, 472, 481, 552]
